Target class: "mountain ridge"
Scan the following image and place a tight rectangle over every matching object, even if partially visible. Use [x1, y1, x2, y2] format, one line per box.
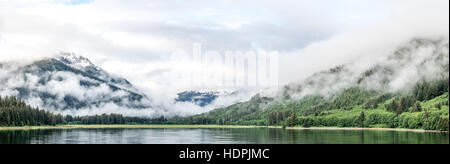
[0, 53, 151, 111]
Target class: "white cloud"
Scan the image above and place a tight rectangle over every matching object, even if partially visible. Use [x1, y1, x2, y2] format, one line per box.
[279, 0, 449, 84]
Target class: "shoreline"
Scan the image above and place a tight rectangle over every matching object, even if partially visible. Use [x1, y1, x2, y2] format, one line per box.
[285, 127, 447, 133]
[0, 125, 266, 131]
[0, 125, 447, 133]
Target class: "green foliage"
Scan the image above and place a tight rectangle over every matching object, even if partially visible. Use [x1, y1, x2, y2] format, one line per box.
[363, 94, 392, 109]
[414, 78, 449, 101]
[287, 112, 298, 127]
[412, 101, 422, 112]
[0, 96, 65, 126]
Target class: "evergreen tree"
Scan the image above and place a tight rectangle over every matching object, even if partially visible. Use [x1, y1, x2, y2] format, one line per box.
[357, 111, 365, 127]
[387, 100, 398, 112]
[395, 103, 403, 116]
[412, 102, 422, 112]
[288, 112, 298, 127]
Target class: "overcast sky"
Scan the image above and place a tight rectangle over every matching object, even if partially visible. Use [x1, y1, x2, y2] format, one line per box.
[0, 0, 390, 60]
[0, 0, 449, 97]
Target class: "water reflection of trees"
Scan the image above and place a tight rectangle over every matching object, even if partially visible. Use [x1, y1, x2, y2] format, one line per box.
[223, 128, 449, 144]
[0, 128, 448, 144]
[0, 130, 63, 144]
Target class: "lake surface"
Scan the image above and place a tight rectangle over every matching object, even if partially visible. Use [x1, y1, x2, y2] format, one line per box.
[0, 128, 448, 144]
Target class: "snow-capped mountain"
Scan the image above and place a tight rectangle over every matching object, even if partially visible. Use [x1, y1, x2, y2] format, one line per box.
[56, 52, 136, 91]
[56, 52, 105, 81]
[57, 52, 99, 72]
[0, 53, 151, 111]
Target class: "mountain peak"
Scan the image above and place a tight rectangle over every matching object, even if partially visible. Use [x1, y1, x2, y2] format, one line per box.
[57, 52, 93, 66]
[56, 52, 103, 75]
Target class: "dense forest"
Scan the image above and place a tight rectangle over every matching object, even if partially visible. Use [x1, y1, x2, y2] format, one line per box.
[0, 96, 165, 126]
[0, 96, 65, 126]
[170, 78, 449, 131]
[66, 114, 167, 125]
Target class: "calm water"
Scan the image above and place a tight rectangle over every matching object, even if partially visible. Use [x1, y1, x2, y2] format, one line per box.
[0, 128, 448, 144]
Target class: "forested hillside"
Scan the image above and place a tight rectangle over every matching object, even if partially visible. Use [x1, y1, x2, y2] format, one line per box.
[171, 78, 449, 131]
[170, 39, 449, 131]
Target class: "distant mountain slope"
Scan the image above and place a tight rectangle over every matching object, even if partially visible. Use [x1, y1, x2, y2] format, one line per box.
[0, 53, 151, 111]
[281, 39, 449, 100]
[175, 90, 235, 107]
[175, 91, 220, 107]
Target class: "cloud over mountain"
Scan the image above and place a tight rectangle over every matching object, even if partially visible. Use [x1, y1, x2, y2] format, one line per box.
[0, 0, 448, 118]
[0, 53, 158, 116]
